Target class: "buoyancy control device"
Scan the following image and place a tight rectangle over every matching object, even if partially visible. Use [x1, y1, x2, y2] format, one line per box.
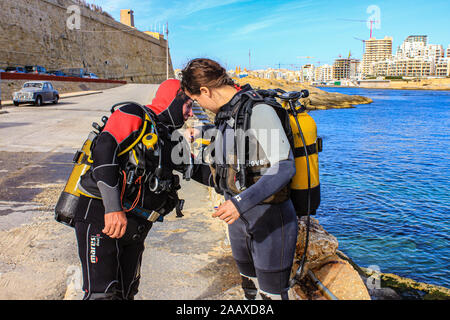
[219, 87, 322, 284]
[212, 87, 322, 217]
[54, 102, 184, 228]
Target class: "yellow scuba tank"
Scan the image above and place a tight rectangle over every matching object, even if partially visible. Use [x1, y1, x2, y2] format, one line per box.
[54, 131, 98, 227]
[288, 110, 321, 215]
[280, 92, 322, 216]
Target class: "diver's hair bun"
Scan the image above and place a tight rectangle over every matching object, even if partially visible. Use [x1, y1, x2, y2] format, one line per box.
[181, 58, 235, 94]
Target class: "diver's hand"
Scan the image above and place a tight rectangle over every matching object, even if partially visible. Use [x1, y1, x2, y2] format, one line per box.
[103, 211, 127, 239]
[212, 200, 240, 225]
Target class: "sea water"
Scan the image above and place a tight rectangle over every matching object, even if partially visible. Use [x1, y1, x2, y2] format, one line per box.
[314, 87, 450, 288]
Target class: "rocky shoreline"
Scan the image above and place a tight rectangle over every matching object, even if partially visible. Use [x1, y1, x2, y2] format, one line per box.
[317, 77, 450, 91]
[293, 218, 450, 300]
[234, 76, 373, 110]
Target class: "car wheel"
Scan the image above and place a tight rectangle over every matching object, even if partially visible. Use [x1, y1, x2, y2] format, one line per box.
[35, 96, 43, 106]
[53, 95, 59, 104]
[13, 101, 19, 106]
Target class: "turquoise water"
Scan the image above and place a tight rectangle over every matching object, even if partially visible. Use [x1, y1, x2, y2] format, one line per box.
[313, 87, 450, 288]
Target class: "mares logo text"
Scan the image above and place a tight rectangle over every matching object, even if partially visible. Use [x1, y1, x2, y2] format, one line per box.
[89, 234, 102, 264]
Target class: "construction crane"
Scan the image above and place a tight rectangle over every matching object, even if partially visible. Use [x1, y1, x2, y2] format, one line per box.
[354, 37, 366, 55]
[338, 18, 379, 38]
[276, 63, 302, 70]
[297, 56, 316, 63]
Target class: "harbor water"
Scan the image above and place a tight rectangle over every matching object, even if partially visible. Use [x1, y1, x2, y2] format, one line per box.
[314, 87, 450, 288]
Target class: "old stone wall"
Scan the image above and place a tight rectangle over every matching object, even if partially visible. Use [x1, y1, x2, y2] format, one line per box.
[0, 0, 174, 84]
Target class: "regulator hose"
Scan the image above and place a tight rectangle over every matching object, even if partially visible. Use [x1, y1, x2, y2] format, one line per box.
[288, 93, 312, 288]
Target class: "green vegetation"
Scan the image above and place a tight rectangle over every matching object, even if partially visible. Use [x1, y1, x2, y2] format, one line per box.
[385, 76, 404, 80]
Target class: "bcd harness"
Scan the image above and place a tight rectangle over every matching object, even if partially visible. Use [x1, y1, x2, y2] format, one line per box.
[207, 86, 323, 287]
[209, 86, 322, 216]
[55, 102, 185, 228]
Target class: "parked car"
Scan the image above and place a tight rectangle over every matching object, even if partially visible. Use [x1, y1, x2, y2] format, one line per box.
[12, 81, 59, 106]
[48, 70, 67, 77]
[5, 66, 26, 73]
[25, 65, 47, 75]
[62, 68, 85, 78]
[83, 72, 99, 79]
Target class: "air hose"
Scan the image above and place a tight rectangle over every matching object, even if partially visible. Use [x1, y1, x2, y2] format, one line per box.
[111, 101, 164, 184]
[288, 93, 312, 288]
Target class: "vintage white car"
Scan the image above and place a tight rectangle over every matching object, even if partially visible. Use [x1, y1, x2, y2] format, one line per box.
[13, 81, 59, 106]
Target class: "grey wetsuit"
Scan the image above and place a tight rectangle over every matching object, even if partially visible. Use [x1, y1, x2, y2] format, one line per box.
[192, 97, 298, 299]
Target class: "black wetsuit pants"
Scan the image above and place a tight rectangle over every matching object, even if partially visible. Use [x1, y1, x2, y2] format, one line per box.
[227, 198, 298, 299]
[74, 196, 152, 300]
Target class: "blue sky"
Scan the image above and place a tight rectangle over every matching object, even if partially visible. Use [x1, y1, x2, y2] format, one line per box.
[93, 0, 450, 70]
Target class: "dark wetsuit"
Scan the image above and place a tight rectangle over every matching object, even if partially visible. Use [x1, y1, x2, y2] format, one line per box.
[192, 89, 298, 299]
[74, 103, 176, 300]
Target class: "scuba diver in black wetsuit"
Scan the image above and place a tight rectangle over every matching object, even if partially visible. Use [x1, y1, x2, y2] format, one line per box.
[181, 59, 298, 300]
[69, 80, 194, 300]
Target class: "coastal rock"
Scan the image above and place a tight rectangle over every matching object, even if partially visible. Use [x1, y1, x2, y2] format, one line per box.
[290, 254, 371, 300]
[359, 268, 450, 300]
[290, 218, 371, 300]
[294, 217, 339, 273]
[235, 76, 373, 110]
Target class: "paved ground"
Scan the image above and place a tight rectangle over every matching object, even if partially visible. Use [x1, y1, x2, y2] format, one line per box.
[0, 84, 241, 300]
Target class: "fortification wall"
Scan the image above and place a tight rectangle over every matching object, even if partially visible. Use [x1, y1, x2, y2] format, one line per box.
[0, 0, 174, 84]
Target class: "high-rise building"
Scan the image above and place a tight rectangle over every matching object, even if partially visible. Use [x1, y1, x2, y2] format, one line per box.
[333, 58, 361, 80]
[396, 40, 426, 59]
[426, 44, 445, 62]
[405, 35, 428, 45]
[362, 36, 393, 76]
[446, 45, 450, 58]
[395, 36, 444, 76]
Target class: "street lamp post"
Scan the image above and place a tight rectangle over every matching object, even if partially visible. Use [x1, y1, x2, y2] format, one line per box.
[0, 71, 2, 109]
[166, 22, 169, 80]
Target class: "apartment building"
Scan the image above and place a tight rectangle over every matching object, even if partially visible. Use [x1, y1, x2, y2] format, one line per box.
[426, 44, 445, 62]
[362, 36, 393, 76]
[404, 35, 428, 45]
[333, 58, 361, 80]
[394, 36, 447, 76]
[301, 64, 315, 82]
[315, 64, 333, 82]
[333, 59, 349, 80]
[390, 58, 433, 77]
[435, 58, 450, 77]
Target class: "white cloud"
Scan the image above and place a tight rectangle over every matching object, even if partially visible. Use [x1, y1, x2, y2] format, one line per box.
[153, 0, 250, 22]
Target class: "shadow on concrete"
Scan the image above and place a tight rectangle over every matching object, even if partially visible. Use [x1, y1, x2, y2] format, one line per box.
[0, 151, 73, 204]
[0, 122, 31, 129]
[195, 255, 242, 299]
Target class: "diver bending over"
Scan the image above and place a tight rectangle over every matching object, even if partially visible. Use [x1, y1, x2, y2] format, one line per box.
[73, 80, 193, 300]
[182, 59, 298, 300]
